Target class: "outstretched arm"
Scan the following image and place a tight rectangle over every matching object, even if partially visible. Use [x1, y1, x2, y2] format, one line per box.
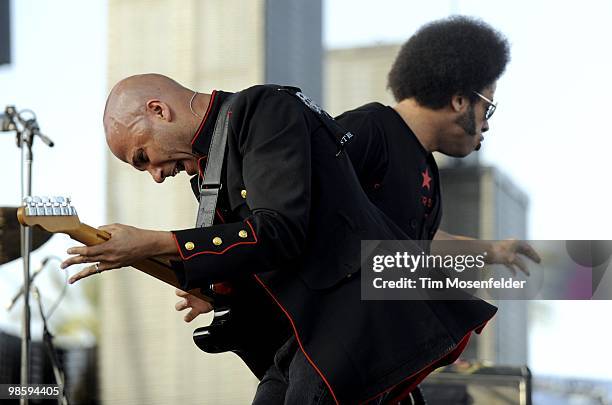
[433, 230, 541, 276]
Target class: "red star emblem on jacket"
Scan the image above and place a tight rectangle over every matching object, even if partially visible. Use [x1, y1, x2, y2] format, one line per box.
[421, 168, 432, 190]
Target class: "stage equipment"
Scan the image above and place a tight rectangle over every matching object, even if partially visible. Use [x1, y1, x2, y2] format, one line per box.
[0, 207, 52, 265]
[3, 105, 54, 404]
[420, 361, 532, 405]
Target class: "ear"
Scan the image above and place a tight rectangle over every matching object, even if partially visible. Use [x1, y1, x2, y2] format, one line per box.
[450, 94, 469, 113]
[145, 99, 172, 122]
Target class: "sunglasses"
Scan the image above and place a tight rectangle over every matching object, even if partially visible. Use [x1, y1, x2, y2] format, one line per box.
[473, 91, 497, 120]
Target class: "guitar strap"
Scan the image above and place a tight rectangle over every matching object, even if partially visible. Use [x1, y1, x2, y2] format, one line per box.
[196, 93, 237, 228]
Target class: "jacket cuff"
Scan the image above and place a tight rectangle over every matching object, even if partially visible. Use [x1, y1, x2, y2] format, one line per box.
[172, 220, 258, 260]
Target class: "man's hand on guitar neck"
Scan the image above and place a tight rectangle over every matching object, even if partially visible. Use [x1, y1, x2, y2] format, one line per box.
[175, 289, 213, 322]
[61, 223, 179, 284]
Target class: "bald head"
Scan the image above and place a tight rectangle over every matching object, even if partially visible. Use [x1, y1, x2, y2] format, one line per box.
[102, 73, 208, 181]
[104, 73, 192, 143]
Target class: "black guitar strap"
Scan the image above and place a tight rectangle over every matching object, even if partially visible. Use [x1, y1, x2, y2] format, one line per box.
[196, 93, 237, 228]
[278, 86, 354, 154]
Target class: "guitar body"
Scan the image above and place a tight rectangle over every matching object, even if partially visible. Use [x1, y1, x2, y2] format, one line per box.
[193, 279, 290, 379]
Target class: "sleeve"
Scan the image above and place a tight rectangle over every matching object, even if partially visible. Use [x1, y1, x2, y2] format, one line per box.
[335, 109, 388, 188]
[171, 89, 311, 290]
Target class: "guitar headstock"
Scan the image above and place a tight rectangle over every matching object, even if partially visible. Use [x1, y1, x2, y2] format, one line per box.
[17, 196, 82, 233]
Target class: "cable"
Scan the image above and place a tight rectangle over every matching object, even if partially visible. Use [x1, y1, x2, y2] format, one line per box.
[39, 256, 68, 321]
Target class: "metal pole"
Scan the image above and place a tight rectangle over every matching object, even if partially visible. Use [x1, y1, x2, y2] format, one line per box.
[20, 130, 33, 405]
[5, 106, 54, 404]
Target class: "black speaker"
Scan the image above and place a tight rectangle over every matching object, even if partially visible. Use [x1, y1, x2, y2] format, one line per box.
[420, 361, 532, 405]
[0, 0, 10, 65]
[0, 331, 100, 404]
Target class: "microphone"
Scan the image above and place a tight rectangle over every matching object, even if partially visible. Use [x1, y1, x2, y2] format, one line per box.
[24, 118, 54, 147]
[5, 256, 55, 311]
[1, 106, 54, 147]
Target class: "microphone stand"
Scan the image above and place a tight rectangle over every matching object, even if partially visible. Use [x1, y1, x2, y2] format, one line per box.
[4, 106, 54, 405]
[32, 287, 69, 405]
[20, 113, 34, 405]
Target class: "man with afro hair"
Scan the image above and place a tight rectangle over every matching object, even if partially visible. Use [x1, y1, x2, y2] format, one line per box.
[333, 16, 539, 402]
[338, 15, 529, 257]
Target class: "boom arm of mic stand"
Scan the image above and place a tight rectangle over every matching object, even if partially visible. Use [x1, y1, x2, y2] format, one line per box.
[24, 119, 54, 147]
[2, 106, 55, 148]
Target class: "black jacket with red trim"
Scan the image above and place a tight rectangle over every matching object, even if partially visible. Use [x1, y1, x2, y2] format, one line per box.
[172, 86, 402, 290]
[170, 85, 496, 403]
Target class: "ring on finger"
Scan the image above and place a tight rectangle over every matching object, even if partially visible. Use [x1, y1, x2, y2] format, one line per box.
[94, 263, 101, 274]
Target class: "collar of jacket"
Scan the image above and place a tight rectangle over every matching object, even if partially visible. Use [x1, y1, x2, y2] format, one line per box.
[191, 90, 233, 159]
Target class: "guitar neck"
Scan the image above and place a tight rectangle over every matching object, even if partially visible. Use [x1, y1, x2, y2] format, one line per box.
[68, 222, 213, 303]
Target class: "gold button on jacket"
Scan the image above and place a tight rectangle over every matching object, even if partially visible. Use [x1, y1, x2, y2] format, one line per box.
[212, 237, 223, 246]
[240, 189, 247, 199]
[184, 242, 195, 251]
[238, 230, 248, 238]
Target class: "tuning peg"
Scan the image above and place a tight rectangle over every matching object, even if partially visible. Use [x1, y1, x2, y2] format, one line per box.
[33, 196, 44, 216]
[41, 197, 53, 216]
[25, 199, 36, 216]
[57, 197, 67, 215]
[51, 198, 61, 215]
